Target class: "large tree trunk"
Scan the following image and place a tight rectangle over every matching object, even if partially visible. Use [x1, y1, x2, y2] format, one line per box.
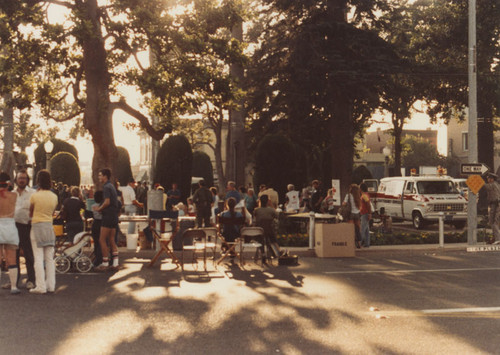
[330, 95, 354, 198]
[226, 18, 245, 188]
[1, 95, 15, 178]
[392, 112, 404, 177]
[80, 0, 117, 187]
[213, 109, 226, 194]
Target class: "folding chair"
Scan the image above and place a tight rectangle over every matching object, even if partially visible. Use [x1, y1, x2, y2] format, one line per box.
[216, 214, 246, 265]
[148, 210, 180, 268]
[181, 228, 207, 271]
[239, 227, 265, 266]
[199, 227, 218, 266]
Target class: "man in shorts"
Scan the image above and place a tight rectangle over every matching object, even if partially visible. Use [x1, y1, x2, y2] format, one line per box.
[95, 168, 121, 271]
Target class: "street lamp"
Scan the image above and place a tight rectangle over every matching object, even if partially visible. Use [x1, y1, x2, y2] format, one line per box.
[382, 146, 391, 177]
[44, 140, 54, 172]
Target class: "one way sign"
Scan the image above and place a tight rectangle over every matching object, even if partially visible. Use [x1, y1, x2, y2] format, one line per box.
[461, 163, 490, 175]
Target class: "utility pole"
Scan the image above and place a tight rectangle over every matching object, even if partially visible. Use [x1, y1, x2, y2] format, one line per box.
[467, 0, 478, 245]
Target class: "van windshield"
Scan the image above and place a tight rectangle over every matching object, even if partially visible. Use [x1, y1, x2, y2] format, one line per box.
[417, 181, 458, 194]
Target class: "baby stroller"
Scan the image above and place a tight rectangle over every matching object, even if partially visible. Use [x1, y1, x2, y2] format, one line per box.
[54, 231, 94, 273]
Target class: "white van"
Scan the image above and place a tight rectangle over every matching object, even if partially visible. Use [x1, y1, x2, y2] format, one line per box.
[374, 176, 468, 229]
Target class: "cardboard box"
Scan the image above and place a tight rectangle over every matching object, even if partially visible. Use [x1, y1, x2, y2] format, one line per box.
[315, 223, 355, 258]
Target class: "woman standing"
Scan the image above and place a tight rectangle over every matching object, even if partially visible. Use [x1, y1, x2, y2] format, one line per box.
[60, 186, 85, 243]
[343, 184, 362, 249]
[0, 172, 21, 294]
[359, 183, 372, 248]
[29, 170, 58, 294]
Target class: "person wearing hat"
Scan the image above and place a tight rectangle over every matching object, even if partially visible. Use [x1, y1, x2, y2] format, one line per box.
[484, 173, 500, 244]
[120, 178, 143, 235]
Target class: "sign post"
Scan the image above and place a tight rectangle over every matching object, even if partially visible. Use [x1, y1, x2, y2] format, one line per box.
[467, 0, 478, 246]
[461, 163, 489, 175]
[462, 164, 489, 245]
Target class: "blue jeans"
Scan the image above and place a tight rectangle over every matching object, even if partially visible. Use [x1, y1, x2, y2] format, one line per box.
[360, 214, 370, 247]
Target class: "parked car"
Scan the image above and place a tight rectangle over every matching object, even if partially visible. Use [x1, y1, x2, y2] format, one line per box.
[452, 178, 469, 200]
[374, 176, 468, 229]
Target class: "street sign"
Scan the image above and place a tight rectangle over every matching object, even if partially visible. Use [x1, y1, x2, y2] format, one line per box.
[461, 163, 489, 175]
[466, 174, 485, 194]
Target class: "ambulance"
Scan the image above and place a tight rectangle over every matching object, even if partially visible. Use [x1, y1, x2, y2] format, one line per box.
[374, 176, 468, 229]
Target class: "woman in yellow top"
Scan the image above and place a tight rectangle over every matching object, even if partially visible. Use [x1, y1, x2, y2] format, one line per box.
[29, 170, 58, 294]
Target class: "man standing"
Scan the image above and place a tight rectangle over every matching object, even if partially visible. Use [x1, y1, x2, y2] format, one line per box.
[484, 173, 500, 244]
[120, 178, 143, 235]
[95, 168, 120, 271]
[260, 183, 279, 209]
[12, 170, 35, 289]
[310, 180, 325, 213]
[192, 179, 213, 228]
[166, 183, 181, 210]
[225, 181, 241, 204]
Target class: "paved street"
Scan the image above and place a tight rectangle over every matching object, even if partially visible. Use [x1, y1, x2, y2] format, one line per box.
[1, 247, 499, 355]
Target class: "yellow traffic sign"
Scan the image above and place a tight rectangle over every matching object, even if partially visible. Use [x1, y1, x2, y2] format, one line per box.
[466, 174, 485, 194]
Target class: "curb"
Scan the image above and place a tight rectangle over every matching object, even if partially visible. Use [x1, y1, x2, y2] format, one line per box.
[118, 243, 491, 260]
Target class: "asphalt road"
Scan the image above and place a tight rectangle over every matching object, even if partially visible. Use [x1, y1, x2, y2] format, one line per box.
[1, 249, 499, 354]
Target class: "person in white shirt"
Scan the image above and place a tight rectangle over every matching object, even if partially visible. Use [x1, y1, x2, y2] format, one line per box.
[120, 178, 143, 235]
[285, 184, 300, 213]
[11, 170, 35, 290]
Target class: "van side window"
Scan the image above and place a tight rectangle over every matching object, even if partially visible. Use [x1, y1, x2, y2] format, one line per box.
[404, 182, 414, 194]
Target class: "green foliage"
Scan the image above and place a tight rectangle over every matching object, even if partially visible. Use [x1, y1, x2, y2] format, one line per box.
[247, 1, 401, 195]
[50, 152, 80, 187]
[34, 139, 79, 179]
[371, 230, 467, 245]
[254, 134, 296, 204]
[401, 136, 442, 169]
[352, 165, 373, 185]
[154, 135, 193, 203]
[192, 151, 214, 188]
[115, 147, 133, 186]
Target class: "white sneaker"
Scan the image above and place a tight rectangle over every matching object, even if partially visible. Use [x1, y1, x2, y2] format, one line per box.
[29, 288, 47, 294]
[493, 241, 500, 245]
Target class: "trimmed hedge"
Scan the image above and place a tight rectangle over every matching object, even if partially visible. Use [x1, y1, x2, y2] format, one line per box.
[154, 135, 192, 203]
[115, 146, 133, 186]
[50, 152, 80, 187]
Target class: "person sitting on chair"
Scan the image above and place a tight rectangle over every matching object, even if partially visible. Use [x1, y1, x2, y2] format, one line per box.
[220, 197, 243, 260]
[253, 194, 285, 259]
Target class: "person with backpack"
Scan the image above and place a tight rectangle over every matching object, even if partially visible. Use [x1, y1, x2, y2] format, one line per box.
[192, 179, 213, 228]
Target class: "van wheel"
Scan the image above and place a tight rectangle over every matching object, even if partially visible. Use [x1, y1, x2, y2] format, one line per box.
[412, 212, 425, 230]
[453, 221, 466, 229]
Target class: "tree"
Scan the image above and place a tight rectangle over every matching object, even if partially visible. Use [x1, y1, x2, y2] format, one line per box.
[247, 0, 400, 196]
[352, 165, 373, 185]
[409, 0, 499, 169]
[253, 134, 296, 204]
[50, 152, 80, 187]
[115, 147, 133, 187]
[401, 136, 442, 170]
[154, 135, 193, 203]
[192, 151, 214, 188]
[374, 0, 430, 176]
[1, 0, 244, 186]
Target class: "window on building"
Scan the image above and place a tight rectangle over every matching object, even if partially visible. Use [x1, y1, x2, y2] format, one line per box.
[462, 132, 468, 151]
